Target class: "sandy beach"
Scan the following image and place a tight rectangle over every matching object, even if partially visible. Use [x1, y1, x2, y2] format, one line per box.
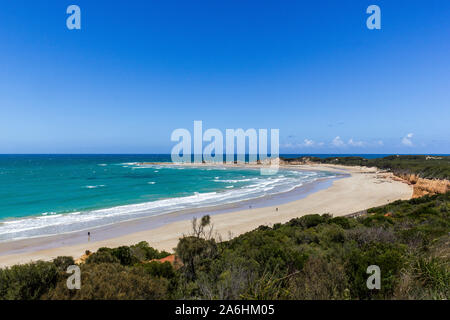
[0, 164, 412, 267]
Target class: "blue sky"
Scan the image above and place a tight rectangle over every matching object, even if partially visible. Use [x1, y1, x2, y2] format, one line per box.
[0, 0, 449, 154]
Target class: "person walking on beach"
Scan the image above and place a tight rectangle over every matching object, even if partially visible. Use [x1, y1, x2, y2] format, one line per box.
[88, 231, 91, 242]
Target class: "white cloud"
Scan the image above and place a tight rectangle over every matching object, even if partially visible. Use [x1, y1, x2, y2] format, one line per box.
[303, 139, 314, 147]
[282, 138, 322, 149]
[285, 137, 378, 149]
[332, 136, 345, 147]
[281, 142, 294, 148]
[401, 133, 414, 146]
[348, 138, 364, 147]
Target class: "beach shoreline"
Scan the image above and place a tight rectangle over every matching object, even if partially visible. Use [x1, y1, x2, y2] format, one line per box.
[0, 164, 413, 267]
[0, 171, 341, 255]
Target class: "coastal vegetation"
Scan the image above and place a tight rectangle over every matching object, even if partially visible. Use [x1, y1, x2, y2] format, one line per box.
[1, 192, 449, 300]
[280, 155, 450, 180]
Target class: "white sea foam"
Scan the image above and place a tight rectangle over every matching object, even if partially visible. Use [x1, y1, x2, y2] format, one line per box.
[214, 178, 259, 183]
[85, 185, 106, 189]
[41, 212, 57, 216]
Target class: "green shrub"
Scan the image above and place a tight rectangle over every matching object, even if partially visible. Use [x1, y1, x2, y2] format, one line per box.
[86, 249, 120, 265]
[330, 216, 353, 229]
[110, 246, 139, 266]
[414, 258, 449, 298]
[52, 256, 75, 271]
[345, 242, 406, 299]
[176, 236, 218, 281]
[288, 256, 349, 300]
[288, 214, 328, 229]
[46, 263, 169, 300]
[140, 261, 176, 279]
[0, 261, 59, 300]
[130, 241, 171, 260]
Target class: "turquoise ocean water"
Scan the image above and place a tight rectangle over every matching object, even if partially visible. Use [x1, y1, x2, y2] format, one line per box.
[0, 155, 339, 241]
